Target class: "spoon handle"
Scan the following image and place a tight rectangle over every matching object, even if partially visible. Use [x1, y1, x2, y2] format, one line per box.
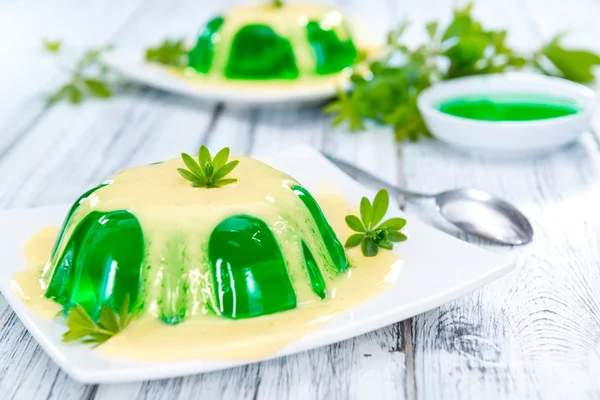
[324, 154, 435, 200]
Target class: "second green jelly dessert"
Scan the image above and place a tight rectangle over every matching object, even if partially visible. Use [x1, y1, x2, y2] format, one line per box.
[186, 3, 358, 80]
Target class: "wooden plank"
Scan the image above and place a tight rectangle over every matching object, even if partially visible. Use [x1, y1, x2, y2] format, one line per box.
[404, 0, 600, 398]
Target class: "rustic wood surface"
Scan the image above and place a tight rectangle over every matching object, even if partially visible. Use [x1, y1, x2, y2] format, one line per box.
[1, 0, 599, 399]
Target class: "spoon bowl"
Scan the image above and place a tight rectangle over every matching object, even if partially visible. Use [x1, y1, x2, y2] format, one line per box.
[435, 189, 533, 245]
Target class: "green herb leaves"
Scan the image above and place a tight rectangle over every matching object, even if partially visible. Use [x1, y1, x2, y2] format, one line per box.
[43, 39, 61, 53]
[62, 295, 135, 347]
[326, 2, 600, 142]
[344, 189, 407, 257]
[145, 39, 189, 67]
[178, 146, 239, 188]
[43, 40, 115, 105]
[540, 35, 600, 83]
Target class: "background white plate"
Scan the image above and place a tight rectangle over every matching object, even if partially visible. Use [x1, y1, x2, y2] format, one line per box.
[0, 146, 513, 383]
[103, 50, 348, 106]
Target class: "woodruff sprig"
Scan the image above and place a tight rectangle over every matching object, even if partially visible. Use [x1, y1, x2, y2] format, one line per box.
[43, 40, 116, 104]
[178, 146, 240, 188]
[145, 39, 189, 67]
[62, 295, 136, 347]
[345, 189, 407, 257]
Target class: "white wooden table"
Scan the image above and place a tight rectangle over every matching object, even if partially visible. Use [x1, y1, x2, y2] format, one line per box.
[1, 0, 600, 398]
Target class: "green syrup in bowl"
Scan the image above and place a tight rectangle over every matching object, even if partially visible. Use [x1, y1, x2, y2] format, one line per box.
[437, 93, 581, 122]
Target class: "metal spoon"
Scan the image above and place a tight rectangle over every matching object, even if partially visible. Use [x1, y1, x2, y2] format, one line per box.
[326, 155, 533, 245]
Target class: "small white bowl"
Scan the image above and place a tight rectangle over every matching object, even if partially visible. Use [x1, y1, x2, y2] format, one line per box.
[417, 73, 597, 158]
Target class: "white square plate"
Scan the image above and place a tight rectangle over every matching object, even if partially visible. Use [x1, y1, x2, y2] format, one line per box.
[0, 146, 513, 383]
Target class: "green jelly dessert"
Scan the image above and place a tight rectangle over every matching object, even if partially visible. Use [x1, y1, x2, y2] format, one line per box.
[186, 3, 358, 80]
[41, 155, 350, 323]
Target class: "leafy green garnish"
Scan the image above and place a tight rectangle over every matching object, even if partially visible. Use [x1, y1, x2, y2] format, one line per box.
[326, 2, 600, 142]
[145, 38, 189, 67]
[539, 35, 600, 82]
[345, 189, 407, 257]
[43, 39, 61, 53]
[272, 0, 283, 7]
[43, 40, 115, 105]
[62, 295, 136, 347]
[178, 146, 239, 188]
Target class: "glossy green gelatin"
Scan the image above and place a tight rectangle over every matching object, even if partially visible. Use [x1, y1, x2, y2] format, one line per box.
[45, 210, 144, 319]
[44, 168, 350, 323]
[225, 24, 299, 79]
[301, 241, 326, 299]
[47, 183, 106, 266]
[188, 16, 225, 74]
[158, 235, 190, 324]
[209, 215, 296, 319]
[437, 93, 580, 121]
[184, 5, 361, 80]
[305, 20, 357, 75]
[292, 185, 350, 273]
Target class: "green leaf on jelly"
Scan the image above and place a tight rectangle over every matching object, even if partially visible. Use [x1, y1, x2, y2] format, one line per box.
[178, 168, 204, 186]
[181, 153, 205, 179]
[377, 240, 394, 250]
[377, 217, 407, 231]
[212, 178, 238, 188]
[212, 147, 230, 172]
[359, 197, 373, 229]
[370, 189, 389, 227]
[62, 295, 135, 348]
[199, 145, 211, 165]
[212, 160, 239, 181]
[361, 238, 378, 257]
[178, 146, 239, 188]
[99, 306, 120, 332]
[344, 233, 365, 248]
[345, 189, 408, 257]
[119, 295, 131, 329]
[388, 231, 408, 242]
[345, 215, 366, 233]
[203, 162, 214, 178]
